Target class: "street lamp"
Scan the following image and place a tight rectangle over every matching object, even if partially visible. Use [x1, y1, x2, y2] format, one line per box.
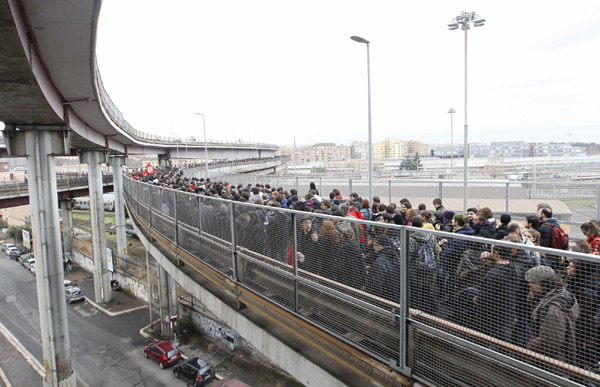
[194, 113, 210, 179]
[448, 11, 485, 212]
[447, 108, 456, 179]
[350, 35, 373, 203]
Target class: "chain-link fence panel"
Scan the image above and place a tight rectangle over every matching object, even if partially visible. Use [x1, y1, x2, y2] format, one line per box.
[406, 226, 600, 386]
[196, 196, 233, 277]
[176, 191, 201, 257]
[138, 182, 151, 224]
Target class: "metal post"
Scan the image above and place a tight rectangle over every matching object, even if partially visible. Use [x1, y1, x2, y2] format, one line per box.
[597, 184, 600, 219]
[149, 185, 153, 228]
[349, 178, 353, 197]
[111, 157, 127, 256]
[398, 227, 410, 373]
[197, 196, 204, 259]
[505, 182, 510, 214]
[158, 265, 171, 338]
[230, 202, 238, 283]
[295, 176, 299, 192]
[319, 177, 322, 196]
[366, 42, 373, 204]
[438, 181, 443, 201]
[463, 21, 469, 213]
[388, 179, 392, 204]
[173, 190, 178, 245]
[146, 249, 153, 330]
[291, 212, 299, 314]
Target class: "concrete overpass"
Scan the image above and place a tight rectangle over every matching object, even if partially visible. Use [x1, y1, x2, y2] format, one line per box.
[0, 1, 278, 385]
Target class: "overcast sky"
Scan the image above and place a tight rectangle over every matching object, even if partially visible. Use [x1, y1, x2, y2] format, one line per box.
[95, 1, 600, 147]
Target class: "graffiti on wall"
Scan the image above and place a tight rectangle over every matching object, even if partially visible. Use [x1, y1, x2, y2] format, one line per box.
[194, 311, 239, 349]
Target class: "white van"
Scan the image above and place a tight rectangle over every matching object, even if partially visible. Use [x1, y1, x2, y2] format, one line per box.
[2, 243, 15, 251]
[6, 246, 19, 255]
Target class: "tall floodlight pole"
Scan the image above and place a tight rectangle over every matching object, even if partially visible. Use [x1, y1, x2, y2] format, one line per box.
[195, 113, 210, 179]
[447, 108, 456, 179]
[448, 12, 485, 212]
[351, 35, 373, 203]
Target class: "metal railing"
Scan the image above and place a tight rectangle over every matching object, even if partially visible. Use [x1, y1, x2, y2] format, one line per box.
[0, 173, 113, 198]
[93, 58, 278, 150]
[124, 175, 600, 387]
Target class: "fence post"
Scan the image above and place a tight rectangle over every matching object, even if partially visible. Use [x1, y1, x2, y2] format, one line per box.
[597, 184, 600, 219]
[149, 185, 153, 228]
[505, 182, 510, 214]
[291, 212, 299, 314]
[173, 190, 178, 245]
[319, 177, 322, 196]
[230, 202, 238, 283]
[438, 181, 443, 201]
[349, 179, 353, 196]
[295, 176, 299, 192]
[388, 180, 392, 204]
[197, 196, 204, 259]
[399, 226, 411, 374]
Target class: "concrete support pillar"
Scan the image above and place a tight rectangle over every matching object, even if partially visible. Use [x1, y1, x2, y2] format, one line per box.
[60, 199, 74, 259]
[110, 157, 127, 257]
[80, 150, 112, 304]
[158, 265, 172, 338]
[5, 129, 77, 386]
[168, 276, 178, 331]
[158, 153, 170, 168]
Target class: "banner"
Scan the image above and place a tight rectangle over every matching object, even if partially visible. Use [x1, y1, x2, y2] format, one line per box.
[107, 247, 114, 272]
[22, 229, 30, 249]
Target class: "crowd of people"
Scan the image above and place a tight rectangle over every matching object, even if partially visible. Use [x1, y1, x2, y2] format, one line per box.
[131, 166, 600, 374]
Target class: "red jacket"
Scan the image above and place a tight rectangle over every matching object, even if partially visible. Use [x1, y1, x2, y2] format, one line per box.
[348, 206, 366, 242]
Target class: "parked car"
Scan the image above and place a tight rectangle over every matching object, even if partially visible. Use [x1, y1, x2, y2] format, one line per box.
[1, 243, 15, 252]
[24, 258, 35, 270]
[6, 246, 19, 256]
[212, 379, 252, 387]
[143, 340, 181, 369]
[65, 286, 84, 303]
[9, 249, 21, 260]
[172, 357, 215, 386]
[19, 253, 33, 266]
[30, 266, 36, 276]
[64, 279, 73, 288]
[28, 262, 36, 274]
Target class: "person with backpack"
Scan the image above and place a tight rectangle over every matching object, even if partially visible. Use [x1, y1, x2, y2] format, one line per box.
[538, 206, 569, 272]
[408, 216, 440, 314]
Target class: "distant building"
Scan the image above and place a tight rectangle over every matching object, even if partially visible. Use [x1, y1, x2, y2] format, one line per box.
[433, 141, 586, 158]
[350, 141, 368, 160]
[277, 143, 351, 163]
[374, 139, 407, 159]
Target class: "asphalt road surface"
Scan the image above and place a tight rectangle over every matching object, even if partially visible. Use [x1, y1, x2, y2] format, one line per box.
[0, 251, 197, 387]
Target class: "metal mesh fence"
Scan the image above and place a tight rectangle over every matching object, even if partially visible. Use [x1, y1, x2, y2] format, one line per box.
[124, 175, 600, 387]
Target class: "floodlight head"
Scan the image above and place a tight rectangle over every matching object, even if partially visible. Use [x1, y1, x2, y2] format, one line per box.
[447, 21, 459, 29]
[474, 19, 485, 27]
[447, 108, 456, 114]
[448, 25, 459, 30]
[351, 36, 370, 44]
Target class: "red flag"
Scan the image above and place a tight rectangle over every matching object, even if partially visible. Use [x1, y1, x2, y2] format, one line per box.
[146, 163, 155, 175]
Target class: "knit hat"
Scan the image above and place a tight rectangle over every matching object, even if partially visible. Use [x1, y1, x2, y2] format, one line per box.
[340, 202, 351, 216]
[294, 201, 307, 211]
[443, 210, 455, 221]
[500, 214, 512, 224]
[333, 198, 341, 206]
[525, 266, 557, 283]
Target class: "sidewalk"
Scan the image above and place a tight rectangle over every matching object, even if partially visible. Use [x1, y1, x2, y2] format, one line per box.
[64, 264, 147, 316]
[67, 263, 303, 387]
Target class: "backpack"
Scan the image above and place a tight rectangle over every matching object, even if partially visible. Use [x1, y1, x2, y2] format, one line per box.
[548, 224, 569, 250]
[417, 236, 437, 270]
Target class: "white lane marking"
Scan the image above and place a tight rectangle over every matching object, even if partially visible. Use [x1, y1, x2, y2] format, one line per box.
[0, 321, 44, 377]
[0, 365, 13, 387]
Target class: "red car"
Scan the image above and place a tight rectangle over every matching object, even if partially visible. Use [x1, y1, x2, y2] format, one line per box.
[143, 340, 182, 369]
